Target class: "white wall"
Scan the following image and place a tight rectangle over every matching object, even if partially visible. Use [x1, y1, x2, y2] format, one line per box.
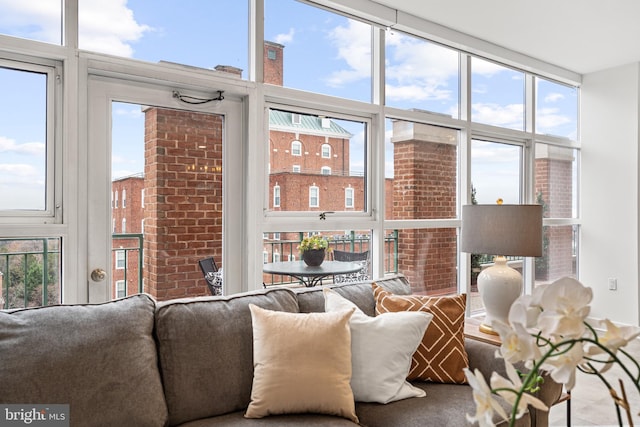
[580, 62, 640, 325]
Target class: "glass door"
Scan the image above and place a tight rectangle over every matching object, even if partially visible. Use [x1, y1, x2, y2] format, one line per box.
[87, 77, 243, 302]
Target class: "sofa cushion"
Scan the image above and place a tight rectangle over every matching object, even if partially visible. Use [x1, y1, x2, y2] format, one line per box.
[323, 288, 432, 403]
[245, 304, 358, 422]
[155, 288, 300, 426]
[177, 411, 358, 426]
[373, 284, 469, 384]
[355, 381, 530, 427]
[0, 294, 167, 427]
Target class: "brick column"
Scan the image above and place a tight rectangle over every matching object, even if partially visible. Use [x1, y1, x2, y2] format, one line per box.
[144, 108, 223, 300]
[391, 121, 457, 294]
[535, 145, 575, 280]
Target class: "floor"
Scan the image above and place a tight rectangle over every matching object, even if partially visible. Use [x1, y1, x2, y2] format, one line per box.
[548, 338, 640, 426]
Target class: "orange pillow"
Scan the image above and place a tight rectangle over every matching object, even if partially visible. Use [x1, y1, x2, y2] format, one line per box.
[372, 283, 468, 384]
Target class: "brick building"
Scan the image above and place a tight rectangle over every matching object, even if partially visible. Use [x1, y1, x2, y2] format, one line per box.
[112, 41, 574, 299]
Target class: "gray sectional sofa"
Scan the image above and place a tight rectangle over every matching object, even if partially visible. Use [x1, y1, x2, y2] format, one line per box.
[0, 276, 562, 426]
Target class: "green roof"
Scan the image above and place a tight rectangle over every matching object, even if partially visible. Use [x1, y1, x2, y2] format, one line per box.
[269, 110, 353, 138]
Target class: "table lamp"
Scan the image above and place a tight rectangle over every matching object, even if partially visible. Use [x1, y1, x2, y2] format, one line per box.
[461, 203, 543, 335]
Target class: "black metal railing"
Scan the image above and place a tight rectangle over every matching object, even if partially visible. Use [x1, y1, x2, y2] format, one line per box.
[0, 238, 61, 309]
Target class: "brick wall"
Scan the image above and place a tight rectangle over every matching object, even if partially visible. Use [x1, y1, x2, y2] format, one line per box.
[143, 107, 223, 300]
[391, 121, 458, 294]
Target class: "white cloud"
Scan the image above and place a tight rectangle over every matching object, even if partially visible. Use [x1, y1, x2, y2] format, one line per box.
[384, 31, 458, 102]
[471, 57, 506, 77]
[0, 0, 61, 43]
[113, 106, 144, 119]
[274, 28, 295, 45]
[471, 103, 524, 129]
[0, 163, 39, 177]
[325, 20, 371, 87]
[0, 136, 45, 156]
[544, 92, 565, 103]
[0, 0, 151, 57]
[536, 107, 571, 131]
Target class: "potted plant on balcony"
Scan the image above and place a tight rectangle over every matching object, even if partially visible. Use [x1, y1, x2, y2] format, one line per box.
[298, 235, 331, 266]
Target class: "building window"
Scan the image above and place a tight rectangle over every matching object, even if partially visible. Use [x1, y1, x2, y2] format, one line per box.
[267, 49, 277, 60]
[273, 232, 281, 240]
[111, 191, 114, 209]
[112, 218, 116, 233]
[141, 219, 145, 234]
[114, 190, 119, 208]
[292, 113, 301, 125]
[273, 185, 280, 207]
[291, 140, 302, 156]
[309, 186, 319, 207]
[115, 250, 125, 270]
[288, 253, 296, 261]
[292, 165, 300, 173]
[263, 249, 269, 263]
[321, 144, 331, 158]
[122, 189, 127, 208]
[273, 250, 281, 262]
[121, 218, 126, 233]
[345, 187, 354, 208]
[116, 280, 126, 298]
[321, 166, 331, 175]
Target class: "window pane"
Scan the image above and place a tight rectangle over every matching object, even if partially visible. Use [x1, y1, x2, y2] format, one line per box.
[0, 67, 47, 211]
[536, 77, 578, 138]
[471, 58, 525, 130]
[471, 139, 522, 204]
[265, 0, 371, 102]
[535, 225, 578, 284]
[535, 143, 578, 218]
[384, 228, 457, 295]
[269, 108, 366, 213]
[79, 1, 248, 76]
[386, 119, 458, 219]
[0, 238, 61, 309]
[385, 31, 459, 118]
[0, 2, 62, 45]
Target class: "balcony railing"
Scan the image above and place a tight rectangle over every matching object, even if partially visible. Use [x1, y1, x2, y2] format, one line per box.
[262, 231, 399, 286]
[0, 238, 61, 309]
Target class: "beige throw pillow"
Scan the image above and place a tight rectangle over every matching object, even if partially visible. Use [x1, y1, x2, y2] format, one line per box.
[373, 284, 469, 384]
[245, 304, 358, 423]
[323, 288, 433, 403]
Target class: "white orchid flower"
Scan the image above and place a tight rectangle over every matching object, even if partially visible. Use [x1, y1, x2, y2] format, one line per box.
[509, 296, 541, 331]
[542, 341, 585, 390]
[490, 360, 548, 419]
[584, 319, 640, 373]
[464, 368, 509, 427]
[537, 277, 592, 339]
[493, 320, 541, 365]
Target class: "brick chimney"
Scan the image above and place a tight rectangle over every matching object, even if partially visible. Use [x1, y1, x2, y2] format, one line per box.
[263, 41, 284, 86]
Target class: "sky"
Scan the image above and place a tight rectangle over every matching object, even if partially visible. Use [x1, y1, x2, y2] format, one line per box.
[0, 0, 578, 211]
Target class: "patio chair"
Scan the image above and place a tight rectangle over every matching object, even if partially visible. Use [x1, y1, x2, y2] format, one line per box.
[198, 257, 222, 296]
[332, 250, 370, 283]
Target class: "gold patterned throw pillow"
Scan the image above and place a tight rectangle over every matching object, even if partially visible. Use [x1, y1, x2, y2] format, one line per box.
[372, 283, 469, 384]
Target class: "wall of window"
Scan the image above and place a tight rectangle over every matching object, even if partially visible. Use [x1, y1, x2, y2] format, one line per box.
[0, 0, 580, 305]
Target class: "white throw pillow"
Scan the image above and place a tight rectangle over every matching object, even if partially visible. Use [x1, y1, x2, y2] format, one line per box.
[323, 288, 433, 403]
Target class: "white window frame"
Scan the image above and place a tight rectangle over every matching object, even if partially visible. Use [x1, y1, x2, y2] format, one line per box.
[291, 140, 302, 156]
[321, 166, 331, 175]
[321, 144, 331, 158]
[273, 185, 280, 207]
[0, 58, 61, 223]
[114, 190, 119, 208]
[345, 187, 354, 208]
[121, 218, 126, 233]
[292, 165, 300, 173]
[116, 280, 126, 298]
[122, 189, 126, 208]
[309, 186, 319, 208]
[115, 250, 125, 270]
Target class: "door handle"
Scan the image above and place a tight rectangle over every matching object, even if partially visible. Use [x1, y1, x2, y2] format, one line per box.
[91, 268, 107, 282]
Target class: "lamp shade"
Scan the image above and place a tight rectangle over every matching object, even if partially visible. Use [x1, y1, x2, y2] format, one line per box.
[461, 204, 543, 257]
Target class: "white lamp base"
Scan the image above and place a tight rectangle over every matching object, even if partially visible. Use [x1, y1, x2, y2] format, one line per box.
[477, 256, 523, 335]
